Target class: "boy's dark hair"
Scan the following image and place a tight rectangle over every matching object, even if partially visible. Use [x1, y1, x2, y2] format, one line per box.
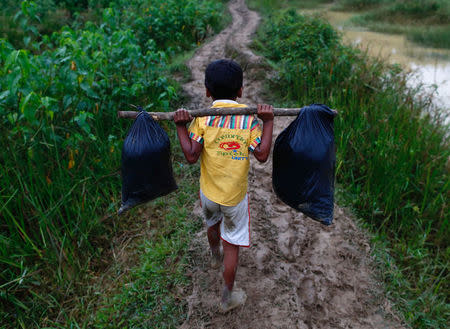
[205, 59, 243, 99]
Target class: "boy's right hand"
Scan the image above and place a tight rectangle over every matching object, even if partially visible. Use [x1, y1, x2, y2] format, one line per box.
[173, 108, 193, 126]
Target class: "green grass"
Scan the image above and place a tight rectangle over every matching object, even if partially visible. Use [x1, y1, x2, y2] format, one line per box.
[32, 142, 202, 328]
[86, 154, 201, 328]
[252, 5, 449, 328]
[3, 129, 202, 328]
[407, 26, 450, 49]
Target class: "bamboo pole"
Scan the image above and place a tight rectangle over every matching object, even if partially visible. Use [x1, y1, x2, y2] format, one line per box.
[117, 107, 337, 120]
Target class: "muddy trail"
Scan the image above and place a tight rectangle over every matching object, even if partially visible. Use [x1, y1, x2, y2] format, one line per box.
[178, 1, 405, 328]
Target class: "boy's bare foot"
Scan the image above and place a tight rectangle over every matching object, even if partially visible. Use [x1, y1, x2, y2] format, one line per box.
[219, 287, 247, 313]
[211, 248, 222, 269]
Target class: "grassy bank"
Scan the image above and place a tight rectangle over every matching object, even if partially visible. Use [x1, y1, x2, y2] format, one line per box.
[251, 4, 449, 328]
[336, 0, 450, 49]
[62, 149, 201, 328]
[0, 0, 224, 327]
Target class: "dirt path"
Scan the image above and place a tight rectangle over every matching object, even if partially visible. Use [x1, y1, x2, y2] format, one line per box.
[179, 1, 404, 328]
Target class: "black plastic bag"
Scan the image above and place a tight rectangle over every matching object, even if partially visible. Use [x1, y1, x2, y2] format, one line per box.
[272, 104, 336, 225]
[119, 110, 177, 215]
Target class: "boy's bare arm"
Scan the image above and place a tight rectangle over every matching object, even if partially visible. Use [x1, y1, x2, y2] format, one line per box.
[173, 109, 203, 164]
[253, 104, 274, 163]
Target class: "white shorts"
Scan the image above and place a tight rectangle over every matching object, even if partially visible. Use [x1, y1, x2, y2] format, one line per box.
[199, 190, 250, 247]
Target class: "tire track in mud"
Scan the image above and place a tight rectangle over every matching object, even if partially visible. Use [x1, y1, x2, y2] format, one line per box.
[179, 1, 404, 328]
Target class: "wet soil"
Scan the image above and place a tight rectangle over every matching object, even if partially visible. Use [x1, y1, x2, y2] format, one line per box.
[178, 1, 406, 328]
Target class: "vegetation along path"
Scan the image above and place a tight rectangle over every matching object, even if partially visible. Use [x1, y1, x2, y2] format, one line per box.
[178, 1, 405, 328]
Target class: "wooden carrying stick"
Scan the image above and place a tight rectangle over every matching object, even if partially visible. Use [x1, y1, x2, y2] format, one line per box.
[118, 107, 337, 120]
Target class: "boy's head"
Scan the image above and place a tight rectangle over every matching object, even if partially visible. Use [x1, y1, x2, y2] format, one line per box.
[205, 59, 243, 100]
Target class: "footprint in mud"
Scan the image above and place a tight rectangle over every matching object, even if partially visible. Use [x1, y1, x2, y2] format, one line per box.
[331, 290, 358, 315]
[277, 231, 296, 261]
[254, 244, 270, 270]
[298, 277, 316, 306]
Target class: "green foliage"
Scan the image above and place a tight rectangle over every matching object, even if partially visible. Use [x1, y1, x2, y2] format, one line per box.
[255, 8, 449, 328]
[0, 0, 223, 327]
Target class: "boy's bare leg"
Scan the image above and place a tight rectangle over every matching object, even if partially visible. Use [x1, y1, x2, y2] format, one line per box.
[220, 240, 246, 312]
[222, 240, 239, 290]
[207, 221, 222, 268]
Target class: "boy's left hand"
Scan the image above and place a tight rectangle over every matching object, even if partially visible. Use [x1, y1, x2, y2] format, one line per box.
[257, 104, 274, 122]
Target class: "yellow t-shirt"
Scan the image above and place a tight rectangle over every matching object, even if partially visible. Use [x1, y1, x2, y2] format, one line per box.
[188, 100, 262, 206]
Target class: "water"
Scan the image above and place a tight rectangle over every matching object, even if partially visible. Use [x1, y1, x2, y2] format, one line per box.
[301, 8, 450, 113]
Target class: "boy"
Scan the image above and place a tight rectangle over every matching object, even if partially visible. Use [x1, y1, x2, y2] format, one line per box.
[173, 59, 274, 313]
